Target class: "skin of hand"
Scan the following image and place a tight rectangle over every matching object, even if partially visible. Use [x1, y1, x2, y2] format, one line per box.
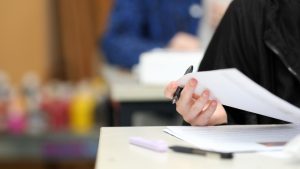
[164, 78, 227, 126]
[168, 32, 201, 51]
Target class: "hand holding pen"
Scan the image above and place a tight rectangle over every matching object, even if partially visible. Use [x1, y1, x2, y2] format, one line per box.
[172, 65, 194, 104]
[164, 66, 227, 126]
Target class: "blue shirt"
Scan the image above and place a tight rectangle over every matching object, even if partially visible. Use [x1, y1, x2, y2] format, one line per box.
[101, 0, 202, 69]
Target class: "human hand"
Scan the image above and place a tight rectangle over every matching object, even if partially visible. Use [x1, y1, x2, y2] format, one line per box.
[168, 32, 201, 51]
[164, 78, 227, 126]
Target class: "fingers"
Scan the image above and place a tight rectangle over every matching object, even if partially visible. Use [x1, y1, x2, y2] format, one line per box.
[176, 78, 198, 115]
[164, 81, 178, 99]
[207, 103, 228, 125]
[177, 83, 219, 126]
[182, 90, 210, 123]
[190, 100, 218, 126]
[165, 79, 225, 126]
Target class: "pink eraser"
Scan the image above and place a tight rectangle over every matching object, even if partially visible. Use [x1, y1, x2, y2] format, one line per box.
[129, 137, 168, 152]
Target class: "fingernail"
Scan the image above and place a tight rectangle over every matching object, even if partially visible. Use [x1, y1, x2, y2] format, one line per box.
[189, 78, 197, 87]
[211, 100, 217, 106]
[203, 90, 209, 97]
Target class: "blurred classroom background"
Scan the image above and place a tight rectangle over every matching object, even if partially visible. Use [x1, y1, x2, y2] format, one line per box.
[0, 0, 230, 168]
[0, 0, 112, 168]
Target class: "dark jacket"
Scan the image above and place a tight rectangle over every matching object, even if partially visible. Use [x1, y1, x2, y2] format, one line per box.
[101, 0, 202, 69]
[199, 0, 300, 124]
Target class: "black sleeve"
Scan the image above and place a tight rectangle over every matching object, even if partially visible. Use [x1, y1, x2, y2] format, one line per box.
[197, 0, 288, 125]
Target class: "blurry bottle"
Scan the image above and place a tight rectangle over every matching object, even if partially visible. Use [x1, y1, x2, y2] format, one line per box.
[90, 77, 108, 127]
[7, 88, 27, 135]
[41, 82, 70, 132]
[0, 71, 10, 133]
[70, 81, 96, 134]
[22, 72, 47, 135]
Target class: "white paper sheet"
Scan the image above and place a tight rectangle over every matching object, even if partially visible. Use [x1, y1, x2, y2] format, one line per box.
[177, 68, 300, 123]
[165, 124, 300, 153]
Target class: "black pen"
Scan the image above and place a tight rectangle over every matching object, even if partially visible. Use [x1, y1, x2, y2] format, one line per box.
[172, 65, 194, 104]
[169, 145, 234, 159]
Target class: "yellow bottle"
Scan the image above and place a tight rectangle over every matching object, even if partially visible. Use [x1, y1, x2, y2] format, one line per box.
[70, 82, 95, 134]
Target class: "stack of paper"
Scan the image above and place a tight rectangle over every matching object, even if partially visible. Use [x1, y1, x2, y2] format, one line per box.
[165, 124, 300, 153]
[137, 49, 204, 85]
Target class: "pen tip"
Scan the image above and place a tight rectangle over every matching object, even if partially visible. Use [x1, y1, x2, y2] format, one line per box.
[172, 98, 177, 104]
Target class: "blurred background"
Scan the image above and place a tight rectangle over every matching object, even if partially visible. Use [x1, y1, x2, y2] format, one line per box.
[0, 0, 112, 168]
[0, 0, 230, 168]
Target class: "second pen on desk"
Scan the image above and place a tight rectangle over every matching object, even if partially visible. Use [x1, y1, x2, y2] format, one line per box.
[169, 145, 234, 159]
[172, 65, 193, 104]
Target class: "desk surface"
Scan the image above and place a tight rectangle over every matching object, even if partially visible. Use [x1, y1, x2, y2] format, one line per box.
[95, 127, 299, 169]
[102, 65, 167, 101]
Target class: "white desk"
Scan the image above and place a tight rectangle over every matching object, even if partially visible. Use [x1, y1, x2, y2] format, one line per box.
[102, 65, 166, 101]
[102, 66, 178, 126]
[95, 127, 299, 169]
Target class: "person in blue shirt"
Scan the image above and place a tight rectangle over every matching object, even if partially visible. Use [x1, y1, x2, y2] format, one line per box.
[100, 0, 203, 69]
